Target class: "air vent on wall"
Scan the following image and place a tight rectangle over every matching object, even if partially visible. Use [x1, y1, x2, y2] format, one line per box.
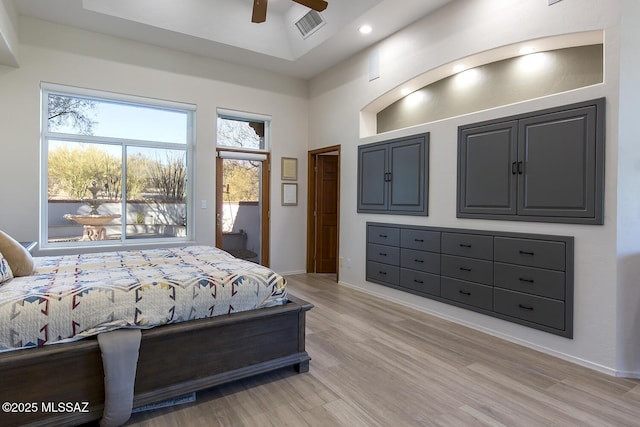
[295, 10, 325, 38]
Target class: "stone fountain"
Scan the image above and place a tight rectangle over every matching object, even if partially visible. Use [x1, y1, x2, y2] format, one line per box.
[64, 181, 121, 241]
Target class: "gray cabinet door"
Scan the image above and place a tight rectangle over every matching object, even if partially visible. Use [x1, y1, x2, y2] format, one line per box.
[388, 137, 428, 213]
[358, 143, 388, 212]
[456, 98, 605, 225]
[517, 106, 597, 219]
[357, 133, 429, 215]
[458, 121, 518, 216]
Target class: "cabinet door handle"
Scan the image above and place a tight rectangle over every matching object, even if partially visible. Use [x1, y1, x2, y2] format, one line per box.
[414, 279, 424, 284]
[459, 267, 472, 272]
[459, 290, 471, 296]
[518, 278, 535, 283]
[459, 244, 472, 248]
[414, 259, 424, 263]
[379, 271, 387, 275]
[379, 252, 387, 256]
[518, 304, 534, 311]
[414, 238, 424, 242]
[387, 172, 392, 182]
[511, 161, 517, 175]
[517, 161, 523, 175]
[379, 234, 387, 238]
[519, 250, 535, 256]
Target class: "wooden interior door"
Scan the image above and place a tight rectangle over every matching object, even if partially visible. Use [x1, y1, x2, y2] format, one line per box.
[316, 155, 338, 273]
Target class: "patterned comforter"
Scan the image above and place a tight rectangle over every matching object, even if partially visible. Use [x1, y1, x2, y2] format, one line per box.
[0, 246, 287, 352]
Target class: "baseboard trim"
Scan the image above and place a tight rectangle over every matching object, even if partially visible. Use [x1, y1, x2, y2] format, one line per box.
[338, 279, 636, 378]
[281, 269, 306, 276]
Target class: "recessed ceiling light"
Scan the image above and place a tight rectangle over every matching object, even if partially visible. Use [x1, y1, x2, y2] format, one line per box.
[453, 64, 465, 73]
[359, 25, 372, 35]
[520, 46, 536, 55]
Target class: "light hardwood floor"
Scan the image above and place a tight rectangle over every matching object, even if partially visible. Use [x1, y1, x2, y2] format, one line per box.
[126, 273, 640, 426]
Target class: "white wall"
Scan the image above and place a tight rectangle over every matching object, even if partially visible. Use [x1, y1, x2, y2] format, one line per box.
[0, 16, 309, 274]
[309, 0, 639, 375]
[615, 0, 640, 377]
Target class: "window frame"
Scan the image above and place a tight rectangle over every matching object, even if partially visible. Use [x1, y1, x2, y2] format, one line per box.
[216, 108, 272, 152]
[40, 83, 195, 250]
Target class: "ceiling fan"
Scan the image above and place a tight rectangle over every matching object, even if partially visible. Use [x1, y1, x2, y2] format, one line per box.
[252, 0, 328, 23]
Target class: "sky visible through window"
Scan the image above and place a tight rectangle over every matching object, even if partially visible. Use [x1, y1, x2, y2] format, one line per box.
[49, 95, 188, 145]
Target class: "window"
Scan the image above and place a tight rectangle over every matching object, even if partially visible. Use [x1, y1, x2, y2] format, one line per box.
[217, 109, 270, 151]
[42, 84, 194, 247]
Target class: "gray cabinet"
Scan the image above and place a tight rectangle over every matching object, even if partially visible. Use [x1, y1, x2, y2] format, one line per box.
[457, 98, 605, 224]
[365, 222, 574, 338]
[358, 133, 429, 215]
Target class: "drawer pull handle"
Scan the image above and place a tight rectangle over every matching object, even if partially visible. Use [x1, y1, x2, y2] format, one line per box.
[519, 250, 535, 256]
[414, 279, 424, 284]
[414, 259, 424, 263]
[379, 271, 387, 275]
[459, 267, 472, 272]
[414, 238, 424, 242]
[519, 278, 535, 283]
[379, 253, 387, 256]
[459, 290, 471, 296]
[379, 234, 388, 238]
[518, 304, 534, 311]
[459, 244, 472, 248]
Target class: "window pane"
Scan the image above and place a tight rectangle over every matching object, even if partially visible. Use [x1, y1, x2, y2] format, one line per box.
[47, 140, 123, 243]
[126, 147, 187, 239]
[221, 159, 261, 232]
[48, 94, 188, 144]
[217, 117, 265, 150]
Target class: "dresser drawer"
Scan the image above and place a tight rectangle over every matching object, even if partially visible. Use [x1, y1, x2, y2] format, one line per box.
[494, 288, 565, 330]
[400, 229, 440, 252]
[400, 248, 440, 274]
[367, 261, 400, 285]
[494, 263, 565, 300]
[367, 243, 400, 265]
[441, 277, 493, 311]
[368, 225, 400, 246]
[494, 237, 565, 270]
[400, 269, 440, 296]
[441, 255, 493, 285]
[441, 232, 493, 260]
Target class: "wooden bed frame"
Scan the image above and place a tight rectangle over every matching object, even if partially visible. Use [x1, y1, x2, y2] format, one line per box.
[0, 295, 312, 427]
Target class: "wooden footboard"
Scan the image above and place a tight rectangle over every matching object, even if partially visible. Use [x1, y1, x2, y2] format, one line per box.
[0, 296, 312, 427]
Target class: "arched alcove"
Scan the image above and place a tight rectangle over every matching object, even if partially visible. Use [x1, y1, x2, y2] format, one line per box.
[361, 32, 603, 135]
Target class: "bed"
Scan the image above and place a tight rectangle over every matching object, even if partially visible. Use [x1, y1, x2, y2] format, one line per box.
[0, 244, 312, 427]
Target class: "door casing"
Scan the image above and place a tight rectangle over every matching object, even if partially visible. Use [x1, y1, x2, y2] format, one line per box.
[307, 145, 341, 281]
[215, 149, 271, 267]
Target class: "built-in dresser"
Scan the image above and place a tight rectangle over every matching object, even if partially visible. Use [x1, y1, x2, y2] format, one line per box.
[366, 222, 574, 338]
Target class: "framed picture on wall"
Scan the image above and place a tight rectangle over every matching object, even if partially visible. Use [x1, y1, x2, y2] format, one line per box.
[281, 157, 298, 180]
[282, 183, 298, 206]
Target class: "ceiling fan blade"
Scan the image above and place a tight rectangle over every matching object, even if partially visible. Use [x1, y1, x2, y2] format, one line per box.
[252, 0, 267, 23]
[291, 0, 328, 12]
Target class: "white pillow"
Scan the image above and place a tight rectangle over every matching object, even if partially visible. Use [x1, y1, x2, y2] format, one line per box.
[0, 251, 14, 284]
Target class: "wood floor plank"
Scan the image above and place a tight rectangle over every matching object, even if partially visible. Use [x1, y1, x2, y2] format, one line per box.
[125, 274, 640, 426]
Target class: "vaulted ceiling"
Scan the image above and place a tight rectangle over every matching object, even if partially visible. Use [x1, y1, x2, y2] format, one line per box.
[8, 0, 453, 79]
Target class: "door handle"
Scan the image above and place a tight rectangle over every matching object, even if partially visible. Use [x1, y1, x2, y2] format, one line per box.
[517, 161, 523, 175]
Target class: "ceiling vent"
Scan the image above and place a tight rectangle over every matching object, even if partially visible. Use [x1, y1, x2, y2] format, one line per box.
[295, 10, 325, 38]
